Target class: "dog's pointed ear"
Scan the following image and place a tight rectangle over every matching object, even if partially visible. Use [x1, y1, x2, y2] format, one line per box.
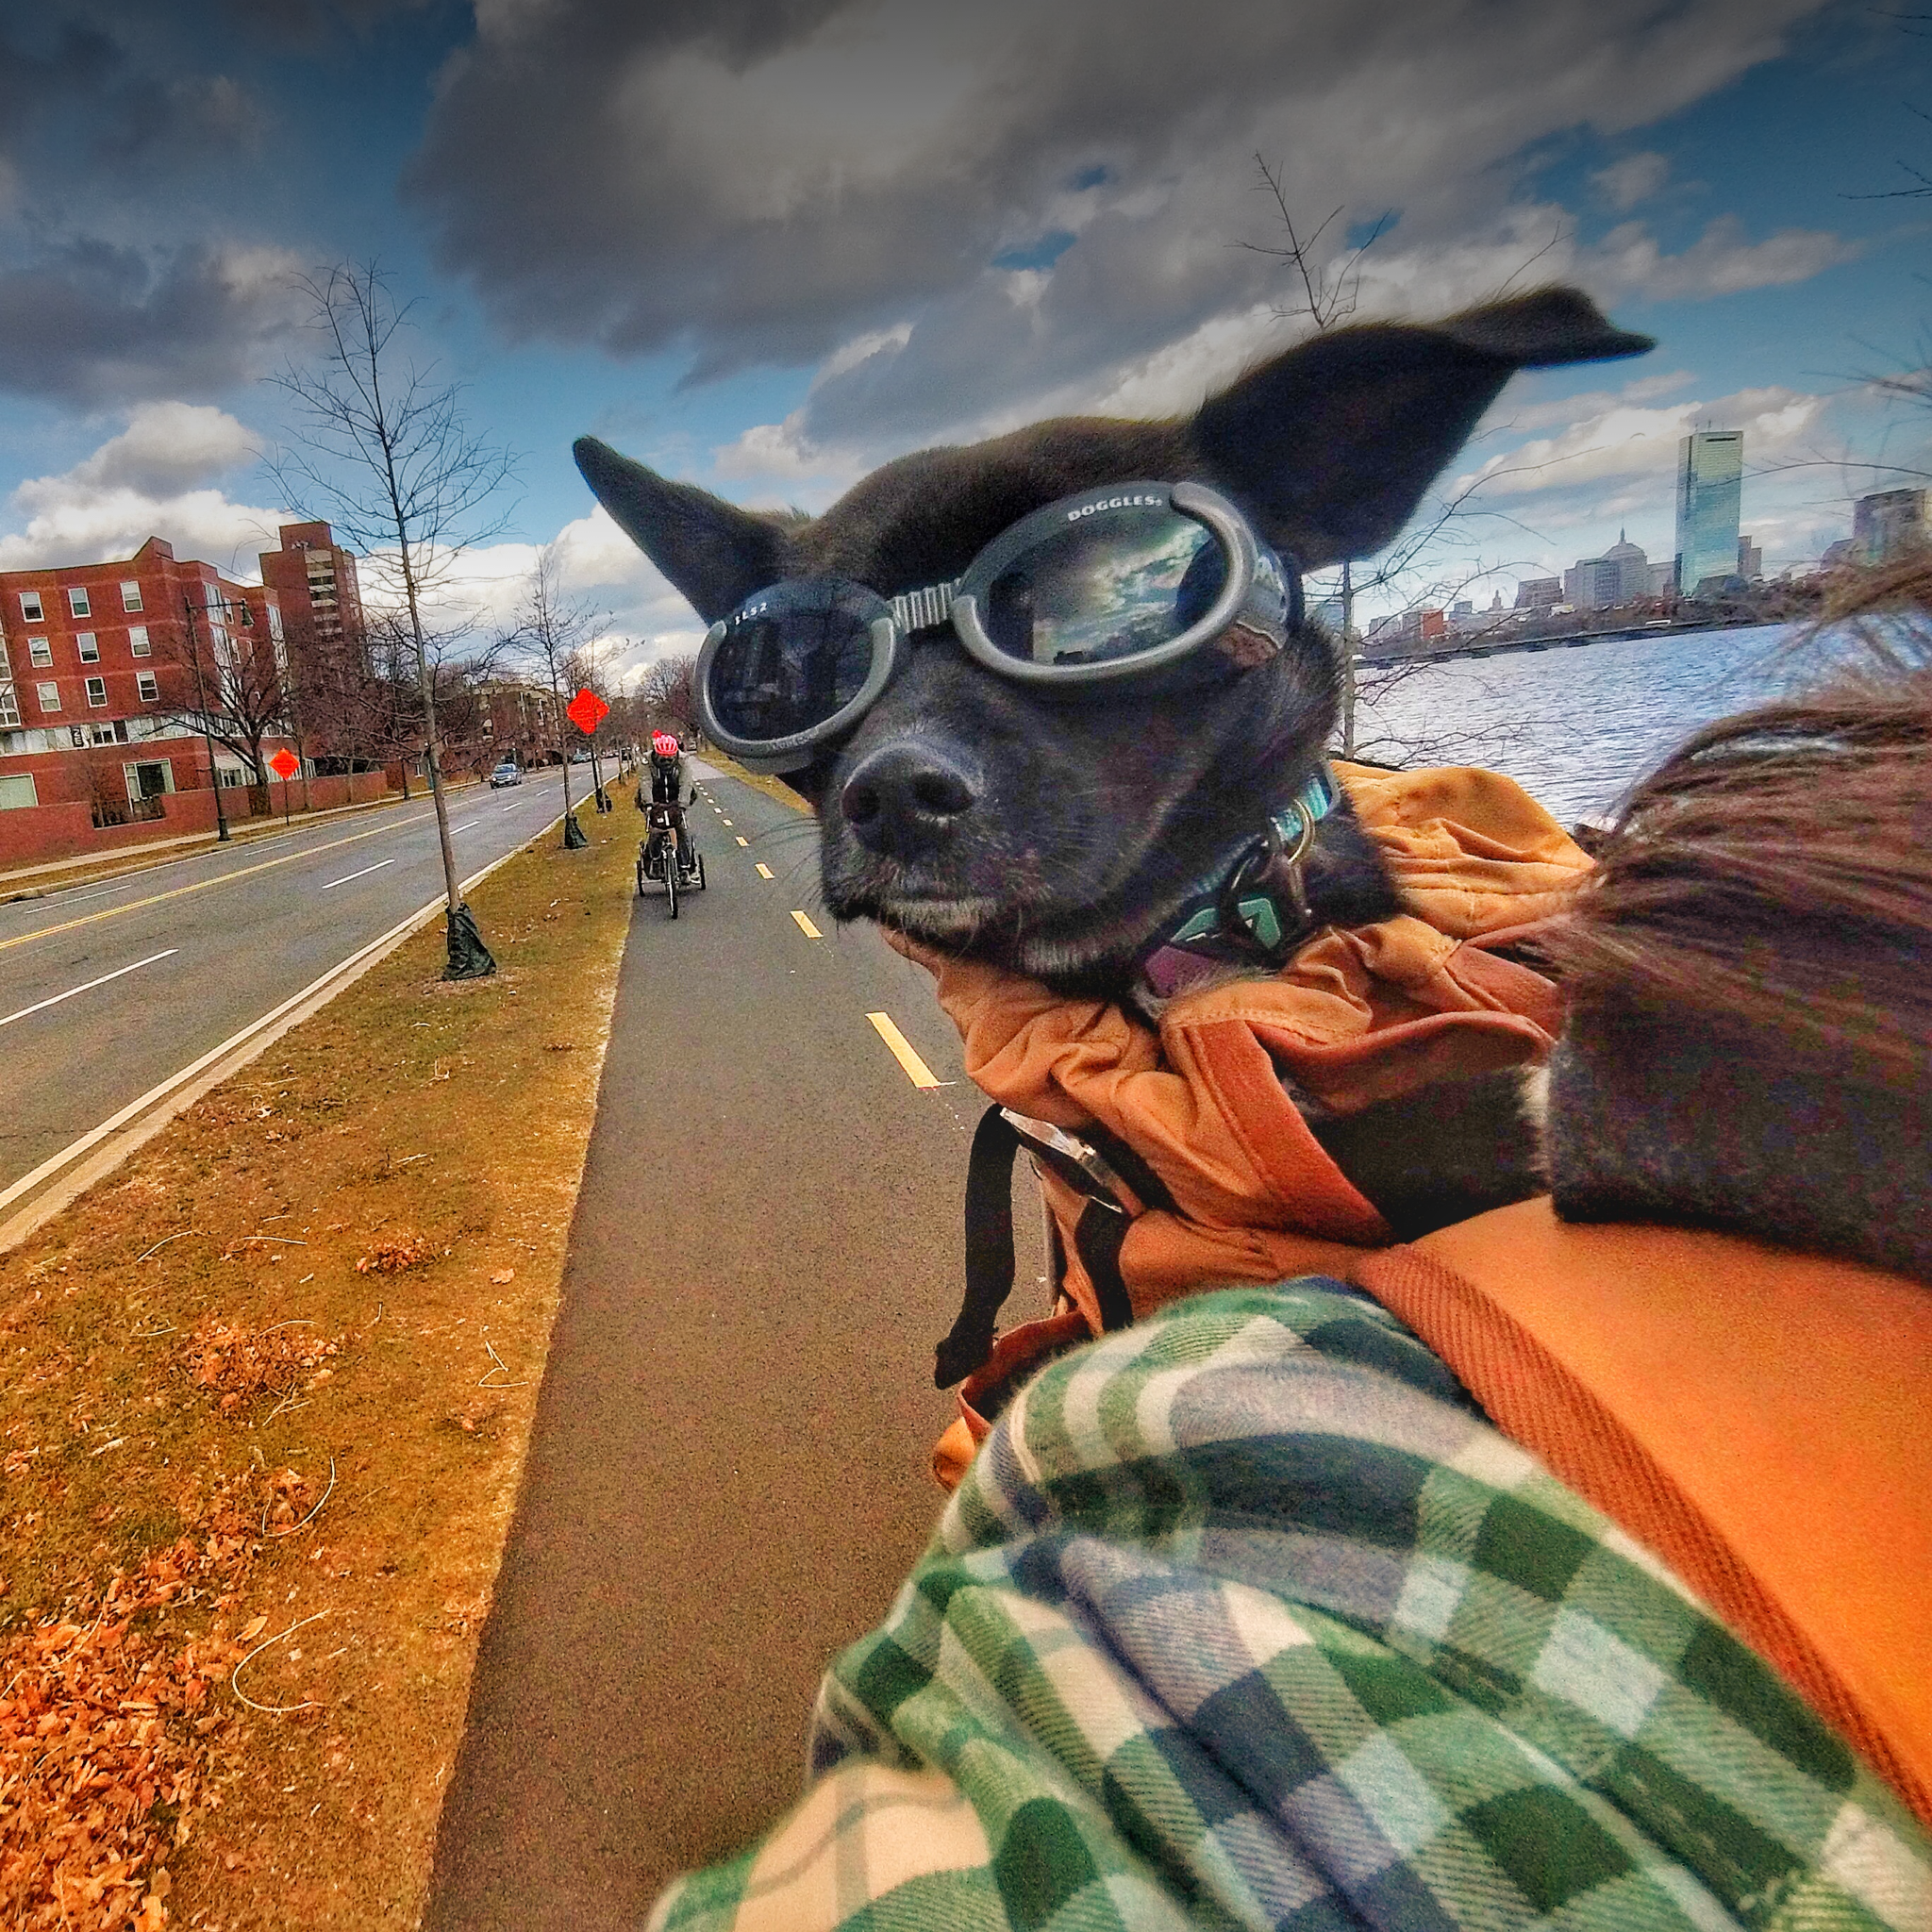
[574, 436, 791, 623]
[1191, 287, 1654, 569]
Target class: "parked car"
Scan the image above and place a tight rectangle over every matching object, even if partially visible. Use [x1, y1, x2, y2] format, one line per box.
[490, 760, 524, 788]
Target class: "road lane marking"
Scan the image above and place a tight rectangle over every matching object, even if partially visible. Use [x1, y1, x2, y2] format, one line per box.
[0, 950, 178, 1030]
[450, 820, 478, 832]
[736, 837, 748, 846]
[755, 863, 774, 879]
[722, 819, 732, 825]
[1, 812, 437, 954]
[499, 804, 522, 813]
[866, 1011, 941, 1089]
[0, 794, 576, 1241]
[322, 858, 396, 891]
[790, 909, 822, 938]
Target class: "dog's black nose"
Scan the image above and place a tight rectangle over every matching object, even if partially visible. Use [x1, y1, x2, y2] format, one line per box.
[841, 743, 979, 858]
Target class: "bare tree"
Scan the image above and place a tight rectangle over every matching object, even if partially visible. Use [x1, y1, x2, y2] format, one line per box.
[506, 546, 608, 844]
[171, 591, 293, 800]
[1243, 159, 1571, 759]
[267, 261, 516, 977]
[634, 652, 702, 742]
[1241, 158, 1395, 753]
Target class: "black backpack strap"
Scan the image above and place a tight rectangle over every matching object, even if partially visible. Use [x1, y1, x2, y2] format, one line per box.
[934, 1105, 1024, 1389]
[1072, 1202, 1134, 1332]
[1077, 1120, 1178, 1216]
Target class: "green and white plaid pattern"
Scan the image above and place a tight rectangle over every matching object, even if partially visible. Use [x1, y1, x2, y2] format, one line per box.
[650, 1284, 1932, 1932]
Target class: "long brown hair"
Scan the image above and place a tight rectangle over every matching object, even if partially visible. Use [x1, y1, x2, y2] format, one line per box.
[1547, 564, 1932, 1091]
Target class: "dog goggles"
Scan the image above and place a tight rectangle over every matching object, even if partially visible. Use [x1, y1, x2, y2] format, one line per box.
[696, 479, 1299, 774]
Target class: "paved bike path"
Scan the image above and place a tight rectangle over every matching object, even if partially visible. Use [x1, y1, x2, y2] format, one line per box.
[424, 763, 1003, 1928]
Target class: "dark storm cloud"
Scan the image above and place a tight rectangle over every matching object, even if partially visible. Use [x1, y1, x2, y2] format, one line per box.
[407, 0, 1833, 449]
[215, 0, 445, 53]
[0, 14, 268, 177]
[0, 240, 303, 407]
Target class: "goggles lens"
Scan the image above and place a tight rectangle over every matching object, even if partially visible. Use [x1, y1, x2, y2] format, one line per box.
[708, 578, 881, 744]
[981, 503, 1226, 669]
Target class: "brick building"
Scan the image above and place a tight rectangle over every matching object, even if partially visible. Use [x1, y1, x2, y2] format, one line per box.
[0, 537, 293, 841]
[476, 680, 561, 768]
[258, 521, 374, 764]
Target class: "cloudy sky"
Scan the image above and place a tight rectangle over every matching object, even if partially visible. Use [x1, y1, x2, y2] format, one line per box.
[1, 0, 1927, 679]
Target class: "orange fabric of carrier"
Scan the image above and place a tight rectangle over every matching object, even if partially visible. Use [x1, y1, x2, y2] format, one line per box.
[1356, 1199, 1932, 1832]
[907, 763, 1594, 1486]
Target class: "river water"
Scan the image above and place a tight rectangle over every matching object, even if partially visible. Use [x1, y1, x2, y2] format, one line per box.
[1349, 622, 1820, 824]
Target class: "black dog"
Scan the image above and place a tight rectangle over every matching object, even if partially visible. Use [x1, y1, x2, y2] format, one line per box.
[575, 288, 1652, 1233]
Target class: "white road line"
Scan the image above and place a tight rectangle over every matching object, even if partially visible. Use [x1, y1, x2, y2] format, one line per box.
[500, 804, 523, 813]
[449, 820, 478, 832]
[755, 863, 774, 879]
[322, 858, 395, 891]
[1, 950, 178, 1030]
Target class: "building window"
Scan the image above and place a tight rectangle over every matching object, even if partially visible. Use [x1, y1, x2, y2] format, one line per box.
[67, 586, 91, 618]
[86, 676, 108, 708]
[89, 719, 127, 744]
[121, 580, 143, 612]
[20, 591, 43, 623]
[137, 671, 159, 702]
[0, 772, 36, 810]
[125, 760, 173, 804]
[128, 625, 151, 657]
[0, 683, 17, 727]
[27, 637, 51, 668]
[76, 631, 99, 662]
[37, 681, 60, 712]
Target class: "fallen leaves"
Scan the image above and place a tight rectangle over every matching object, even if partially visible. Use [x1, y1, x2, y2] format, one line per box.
[353, 1233, 431, 1275]
[489, 1268, 514, 1286]
[0, 1470, 304, 1927]
[176, 1320, 343, 1418]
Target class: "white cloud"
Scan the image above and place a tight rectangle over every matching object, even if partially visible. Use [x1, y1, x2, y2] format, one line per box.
[1591, 151, 1670, 211]
[1, 406, 287, 575]
[1452, 384, 1832, 501]
[1587, 214, 1863, 301]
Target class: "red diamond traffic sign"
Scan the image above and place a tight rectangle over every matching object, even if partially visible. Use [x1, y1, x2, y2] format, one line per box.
[269, 748, 301, 781]
[566, 687, 609, 734]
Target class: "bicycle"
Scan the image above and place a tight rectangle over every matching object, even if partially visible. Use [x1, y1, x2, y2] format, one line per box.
[637, 799, 706, 918]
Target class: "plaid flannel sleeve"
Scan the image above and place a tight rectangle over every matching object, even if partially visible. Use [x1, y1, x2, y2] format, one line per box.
[649, 1284, 1932, 1932]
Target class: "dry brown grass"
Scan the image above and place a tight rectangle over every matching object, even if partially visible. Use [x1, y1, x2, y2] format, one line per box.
[0, 804, 637, 1927]
[692, 748, 809, 814]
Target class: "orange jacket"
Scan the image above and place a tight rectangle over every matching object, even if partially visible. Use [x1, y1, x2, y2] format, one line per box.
[904, 762, 1594, 1481]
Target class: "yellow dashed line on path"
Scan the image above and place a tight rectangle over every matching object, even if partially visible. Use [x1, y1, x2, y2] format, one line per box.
[755, 863, 774, 879]
[791, 909, 823, 939]
[867, 1011, 941, 1089]
[736, 837, 748, 847]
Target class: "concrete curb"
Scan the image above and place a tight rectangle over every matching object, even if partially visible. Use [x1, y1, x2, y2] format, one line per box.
[0, 796, 593, 1257]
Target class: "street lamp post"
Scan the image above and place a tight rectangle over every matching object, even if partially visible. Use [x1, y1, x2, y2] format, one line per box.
[181, 592, 233, 843]
[181, 590, 269, 846]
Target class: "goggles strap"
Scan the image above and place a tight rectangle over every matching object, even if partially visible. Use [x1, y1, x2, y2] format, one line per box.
[891, 578, 961, 634]
[1135, 766, 1341, 1002]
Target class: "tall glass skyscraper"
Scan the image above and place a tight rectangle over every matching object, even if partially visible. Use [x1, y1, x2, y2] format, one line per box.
[1675, 430, 1743, 594]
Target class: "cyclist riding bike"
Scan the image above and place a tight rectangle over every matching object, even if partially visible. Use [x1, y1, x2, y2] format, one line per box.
[648, 731, 694, 874]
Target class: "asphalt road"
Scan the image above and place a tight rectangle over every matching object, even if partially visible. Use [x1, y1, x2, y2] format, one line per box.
[0, 770, 589, 1209]
[424, 759, 1006, 1931]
